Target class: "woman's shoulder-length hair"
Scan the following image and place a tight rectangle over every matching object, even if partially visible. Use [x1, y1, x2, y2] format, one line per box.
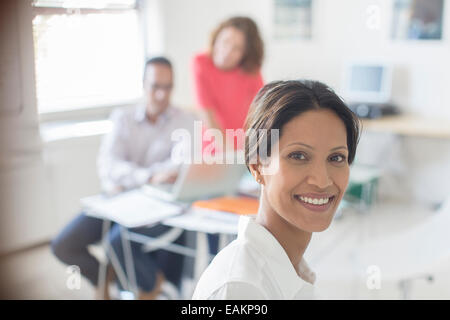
[208, 16, 264, 74]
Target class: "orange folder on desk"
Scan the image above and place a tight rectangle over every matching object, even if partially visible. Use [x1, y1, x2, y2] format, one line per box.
[193, 196, 259, 215]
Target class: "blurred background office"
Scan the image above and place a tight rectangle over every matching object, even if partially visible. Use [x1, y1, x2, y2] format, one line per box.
[1, 0, 450, 299]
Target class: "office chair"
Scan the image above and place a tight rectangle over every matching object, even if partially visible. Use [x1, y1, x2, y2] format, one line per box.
[354, 196, 450, 299]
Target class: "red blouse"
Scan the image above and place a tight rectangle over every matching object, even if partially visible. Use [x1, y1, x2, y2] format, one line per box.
[192, 52, 264, 132]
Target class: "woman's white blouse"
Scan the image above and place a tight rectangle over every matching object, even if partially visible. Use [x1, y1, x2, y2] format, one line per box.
[192, 216, 316, 300]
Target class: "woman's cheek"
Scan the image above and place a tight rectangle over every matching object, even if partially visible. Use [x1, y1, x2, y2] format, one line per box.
[333, 166, 350, 198]
[265, 175, 284, 209]
[341, 166, 350, 190]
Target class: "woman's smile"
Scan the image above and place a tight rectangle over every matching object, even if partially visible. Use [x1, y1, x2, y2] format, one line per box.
[293, 193, 337, 212]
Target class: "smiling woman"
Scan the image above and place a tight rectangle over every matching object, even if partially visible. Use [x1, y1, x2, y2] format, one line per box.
[192, 80, 361, 300]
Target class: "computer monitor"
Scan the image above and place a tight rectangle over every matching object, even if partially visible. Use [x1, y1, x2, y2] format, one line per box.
[343, 61, 392, 104]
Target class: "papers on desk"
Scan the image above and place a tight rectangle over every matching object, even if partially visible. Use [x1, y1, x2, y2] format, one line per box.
[81, 189, 184, 228]
[192, 196, 259, 215]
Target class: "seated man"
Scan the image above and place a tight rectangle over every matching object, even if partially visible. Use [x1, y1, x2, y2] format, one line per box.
[51, 56, 196, 299]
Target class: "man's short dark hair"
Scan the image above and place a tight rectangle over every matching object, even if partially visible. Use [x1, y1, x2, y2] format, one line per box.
[143, 56, 172, 82]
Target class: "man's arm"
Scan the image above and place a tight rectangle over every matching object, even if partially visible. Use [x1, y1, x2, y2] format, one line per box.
[97, 109, 188, 194]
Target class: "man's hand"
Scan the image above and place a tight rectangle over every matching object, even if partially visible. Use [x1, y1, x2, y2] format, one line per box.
[149, 169, 178, 185]
[103, 184, 124, 197]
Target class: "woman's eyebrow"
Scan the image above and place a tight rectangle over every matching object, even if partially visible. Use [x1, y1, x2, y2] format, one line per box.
[330, 146, 348, 151]
[286, 142, 314, 149]
[286, 142, 348, 151]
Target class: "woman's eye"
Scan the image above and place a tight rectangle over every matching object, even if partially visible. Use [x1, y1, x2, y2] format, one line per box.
[288, 152, 306, 161]
[329, 154, 346, 163]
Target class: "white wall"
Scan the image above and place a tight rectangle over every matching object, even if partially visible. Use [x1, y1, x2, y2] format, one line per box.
[43, 136, 103, 232]
[155, 0, 450, 119]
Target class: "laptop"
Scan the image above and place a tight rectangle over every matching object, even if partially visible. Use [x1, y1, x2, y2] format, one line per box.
[142, 161, 248, 203]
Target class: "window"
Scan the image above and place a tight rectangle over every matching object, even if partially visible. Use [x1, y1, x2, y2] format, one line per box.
[32, 0, 144, 114]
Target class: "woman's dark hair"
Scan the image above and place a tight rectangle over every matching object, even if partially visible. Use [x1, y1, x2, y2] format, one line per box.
[208, 16, 264, 74]
[244, 80, 361, 169]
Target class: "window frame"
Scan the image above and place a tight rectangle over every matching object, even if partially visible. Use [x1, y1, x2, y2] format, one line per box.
[32, 3, 147, 123]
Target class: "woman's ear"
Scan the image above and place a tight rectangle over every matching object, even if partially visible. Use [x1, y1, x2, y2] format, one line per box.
[249, 164, 264, 185]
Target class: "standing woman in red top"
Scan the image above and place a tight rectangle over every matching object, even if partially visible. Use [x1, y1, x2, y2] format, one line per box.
[192, 16, 264, 151]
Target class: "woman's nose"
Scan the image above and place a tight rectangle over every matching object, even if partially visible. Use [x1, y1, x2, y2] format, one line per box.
[220, 44, 234, 58]
[306, 162, 333, 189]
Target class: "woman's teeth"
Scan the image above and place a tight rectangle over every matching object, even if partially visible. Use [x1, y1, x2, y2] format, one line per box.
[297, 196, 331, 205]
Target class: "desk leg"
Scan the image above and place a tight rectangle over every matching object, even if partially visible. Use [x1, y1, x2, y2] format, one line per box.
[218, 233, 230, 251]
[120, 226, 138, 298]
[99, 220, 133, 298]
[193, 232, 210, 283]
[97, 219, 111, 299]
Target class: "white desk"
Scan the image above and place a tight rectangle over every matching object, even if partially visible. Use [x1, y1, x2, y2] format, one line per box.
[82, 190, 242, 299]
[163, 207, 240, 234]
[81, 189, 186, 228]
[362, 114, 450, 139]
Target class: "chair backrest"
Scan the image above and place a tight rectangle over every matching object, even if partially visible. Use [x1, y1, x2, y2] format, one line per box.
[356, 197, 450, 280]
